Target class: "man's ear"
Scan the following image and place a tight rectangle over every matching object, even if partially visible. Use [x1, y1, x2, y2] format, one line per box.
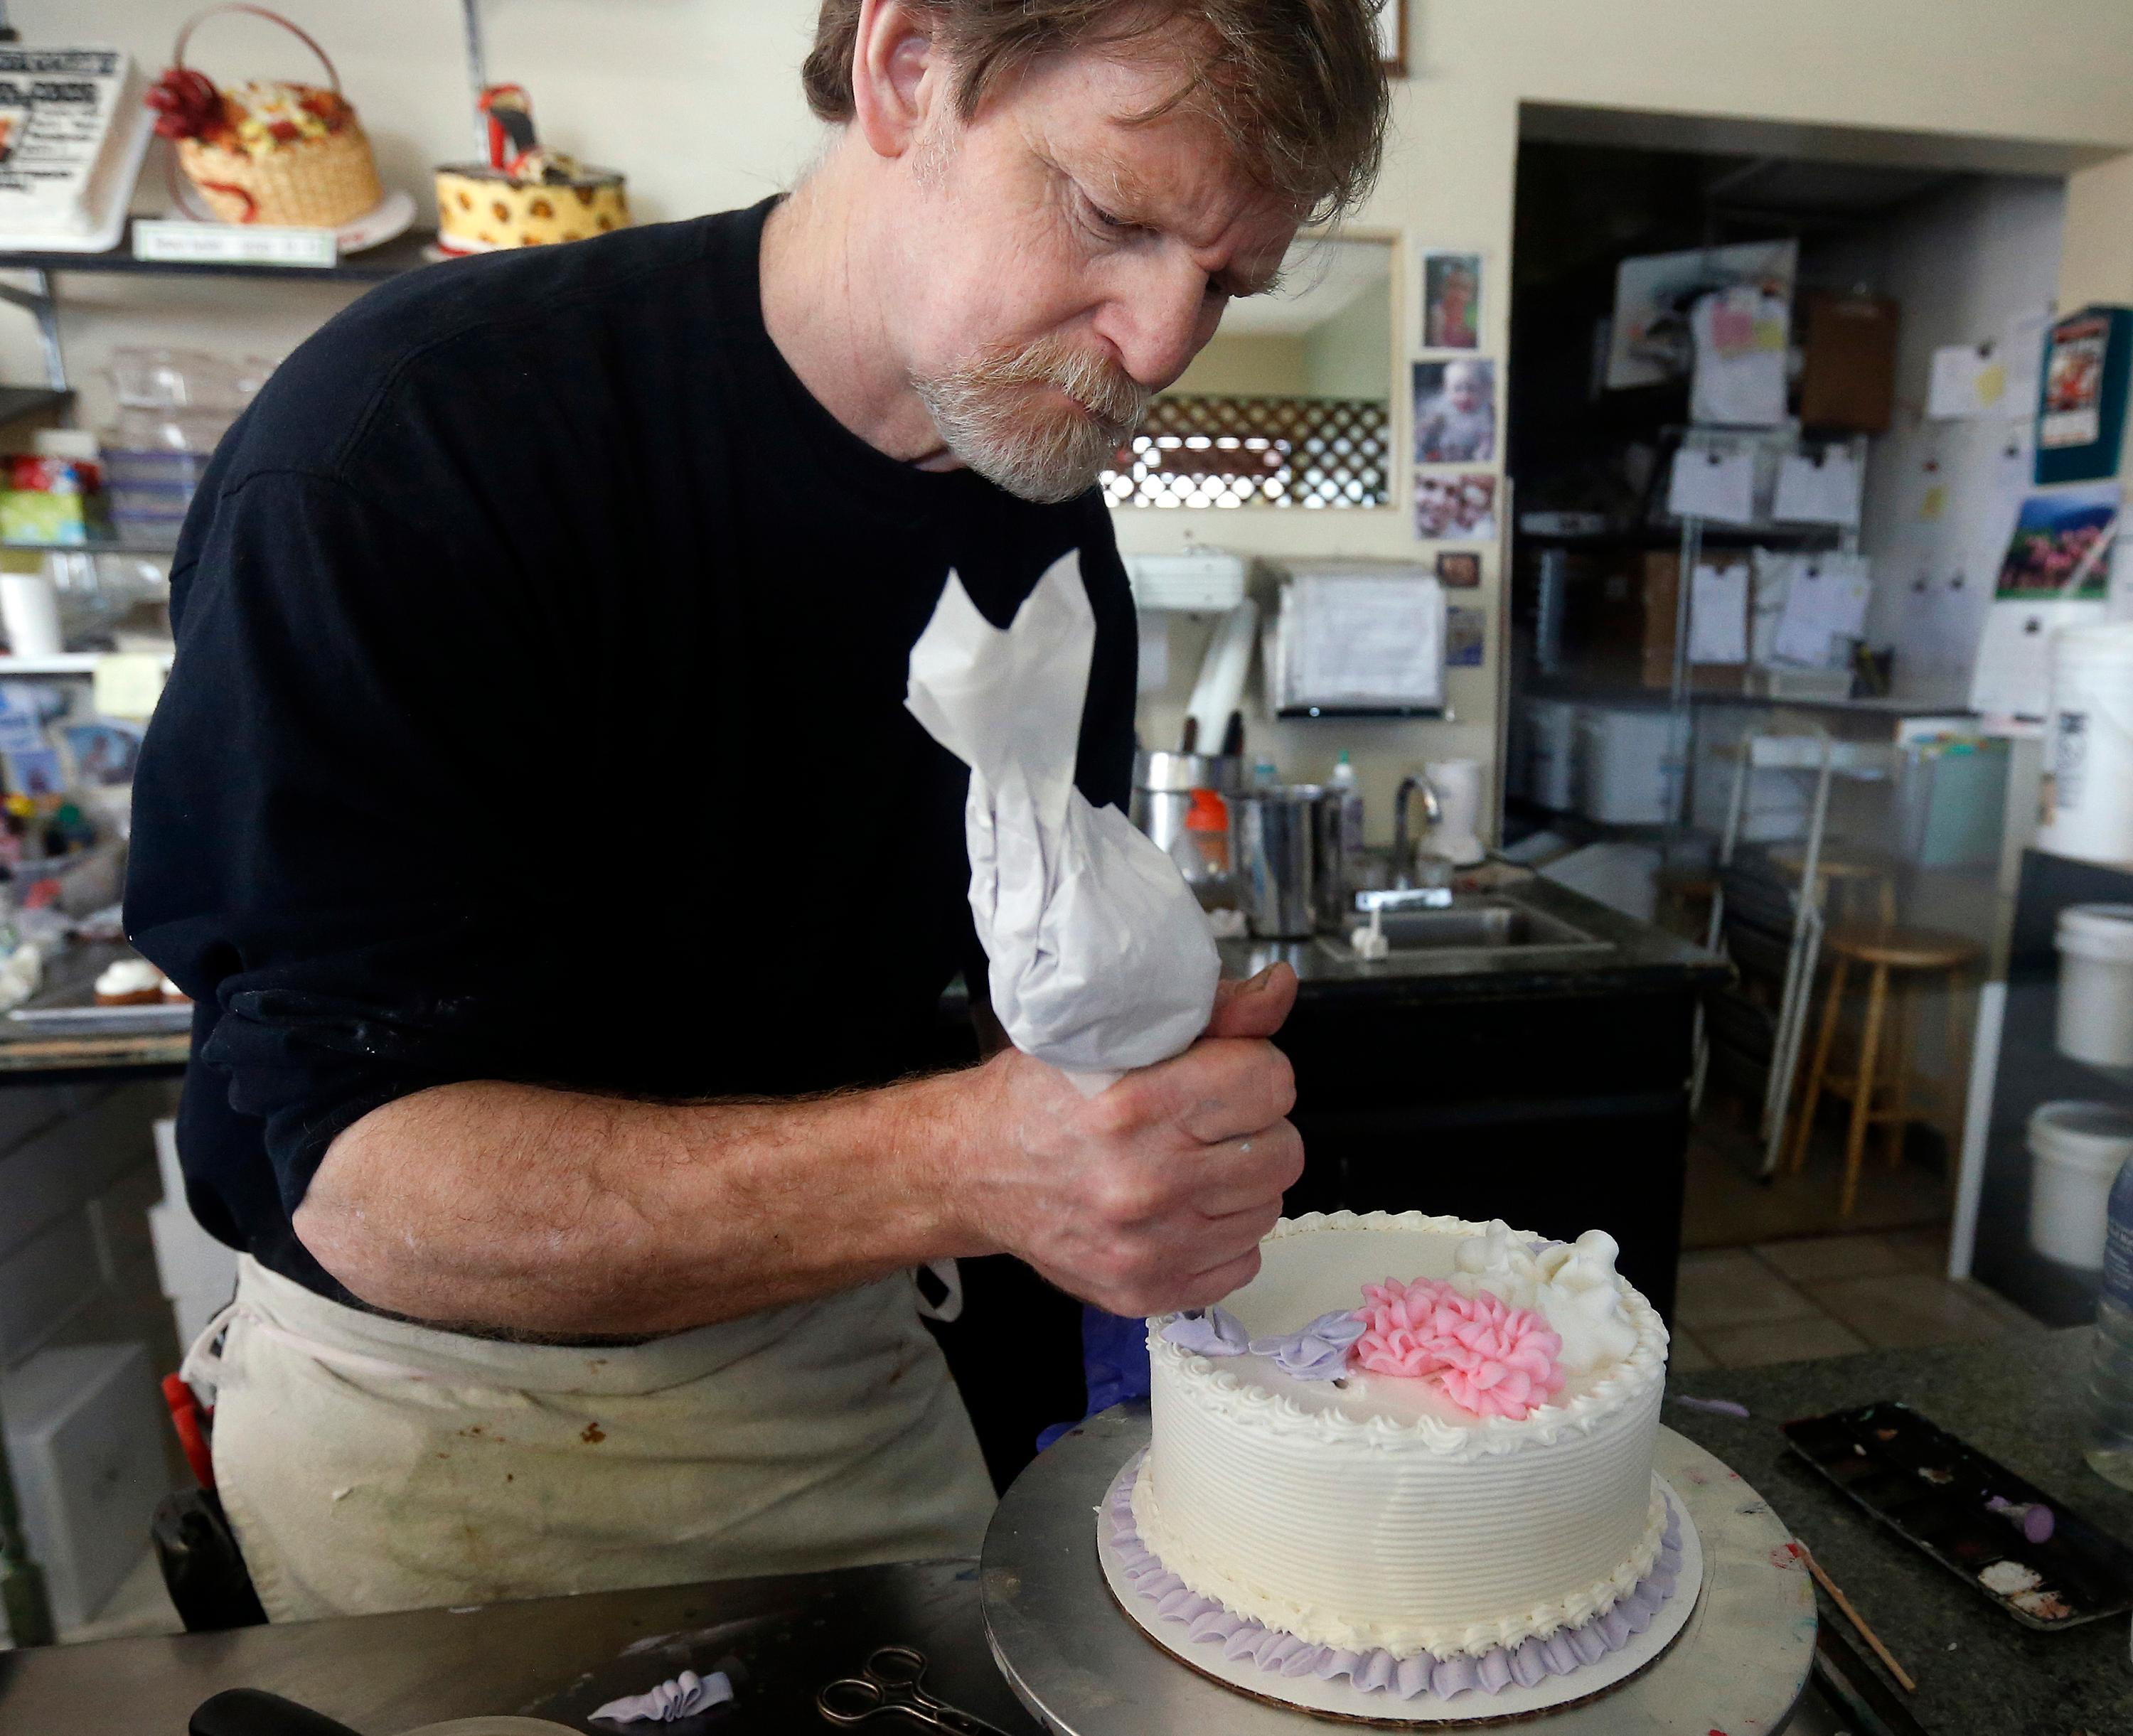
[850, 0, 948, 163]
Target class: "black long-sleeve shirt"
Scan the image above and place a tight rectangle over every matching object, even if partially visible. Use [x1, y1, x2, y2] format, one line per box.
[127, 199, 1136, 1306]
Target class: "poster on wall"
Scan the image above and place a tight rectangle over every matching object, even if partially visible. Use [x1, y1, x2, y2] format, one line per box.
[1414, 470, 1497, 542]
[1605, 239, 1797, 392]
[1994, 485, 2120, 599]
[1420, 250, 1480, 350]
[1412, 358, 1495, 463]
[1970, 483, 2122, 717]
[2034, 306, 2132, 484]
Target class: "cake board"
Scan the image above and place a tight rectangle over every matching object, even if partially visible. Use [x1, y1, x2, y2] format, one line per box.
[980, 1405, 1816, 1735]
[1093, 1457, 1701, 1724]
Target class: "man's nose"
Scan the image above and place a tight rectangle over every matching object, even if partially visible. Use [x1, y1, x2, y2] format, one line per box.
[1094, 259, 1217, 393]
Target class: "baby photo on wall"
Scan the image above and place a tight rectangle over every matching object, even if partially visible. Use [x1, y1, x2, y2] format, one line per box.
[1413, 358, 1496, 464]
[1421, 251, 1481, 350]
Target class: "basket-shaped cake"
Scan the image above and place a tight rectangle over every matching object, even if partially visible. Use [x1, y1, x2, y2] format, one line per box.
[146, 4, 381, 229]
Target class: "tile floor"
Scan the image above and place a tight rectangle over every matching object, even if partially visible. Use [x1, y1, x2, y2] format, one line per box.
[1671, 1230, 2046, 1371]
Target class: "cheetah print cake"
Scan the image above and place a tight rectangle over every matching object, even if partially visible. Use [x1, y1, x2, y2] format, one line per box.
[434, 162, 629, 253]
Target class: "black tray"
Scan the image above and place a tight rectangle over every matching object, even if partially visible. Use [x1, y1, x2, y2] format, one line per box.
[1782, 1400, 2133, 1631]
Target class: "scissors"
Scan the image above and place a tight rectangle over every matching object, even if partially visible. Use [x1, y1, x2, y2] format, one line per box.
[816, 1644, 1016, 1734]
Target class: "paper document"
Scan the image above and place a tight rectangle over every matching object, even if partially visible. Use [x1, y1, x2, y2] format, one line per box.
[1970, 597, 2107, 718]
[1688, 562, 1750, 664]
[1773, 450, 1863, 527]
[1284, 573, 1445, 709]
[1770, 554, 1872, 668]
[1928, 345, 2006, 419]
[1690, 286, 1790, 427]
[1667, 446, 1758, 525]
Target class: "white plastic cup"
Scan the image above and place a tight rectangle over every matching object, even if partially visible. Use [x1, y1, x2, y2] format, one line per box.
[2058, 904, 2133, 1068]
[1425, 758, 1486, 865]
[2027, 1100, 2133, 1269]
[0, 572, 63, 659]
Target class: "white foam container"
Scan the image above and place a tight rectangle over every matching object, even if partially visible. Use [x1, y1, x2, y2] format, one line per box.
[2028, 1100, 2133, 1269]
[1576, 706, 1674, 825]
[2058, 904, 2133, 1068]
[1525, 698, 1581, 810]
[2039, 621, 2133, 867]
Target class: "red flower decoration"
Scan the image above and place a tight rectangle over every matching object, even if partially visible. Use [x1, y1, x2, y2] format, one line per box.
[145, 67, 221, 141]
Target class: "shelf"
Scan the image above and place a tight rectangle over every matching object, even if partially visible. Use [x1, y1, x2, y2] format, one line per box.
[0, 648, 173, 676]
[2, 530, 180, 557]
[0, 386, 73, 428]
[0, 220, 441, 284]
[1517, 524, 1847, 551]
[1522, 677, 1969, 717]
[1276, 705, 1448, 720]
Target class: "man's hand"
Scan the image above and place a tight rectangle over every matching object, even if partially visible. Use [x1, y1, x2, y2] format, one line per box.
[948, 963, 1302, 1316]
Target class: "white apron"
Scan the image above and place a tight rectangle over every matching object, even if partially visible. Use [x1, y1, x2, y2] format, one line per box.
[183, 1255, 997, 1622]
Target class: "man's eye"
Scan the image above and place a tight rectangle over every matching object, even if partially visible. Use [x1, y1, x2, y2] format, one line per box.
[1081, 193, 1135, 237]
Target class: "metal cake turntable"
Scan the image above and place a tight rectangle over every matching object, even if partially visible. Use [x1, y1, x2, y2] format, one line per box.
[980, 1405, 1814, 1735]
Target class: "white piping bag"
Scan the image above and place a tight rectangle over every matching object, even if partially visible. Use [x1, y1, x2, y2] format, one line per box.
[907, 550, 1221, 1095]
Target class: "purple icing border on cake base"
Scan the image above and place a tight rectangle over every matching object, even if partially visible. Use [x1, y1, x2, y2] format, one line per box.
[1105, 1454, 1685, 1703]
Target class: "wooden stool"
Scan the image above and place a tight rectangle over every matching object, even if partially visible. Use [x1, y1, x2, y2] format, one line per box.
[1787, 924, 1981, 1218]
[1770, 849, 1898, 926]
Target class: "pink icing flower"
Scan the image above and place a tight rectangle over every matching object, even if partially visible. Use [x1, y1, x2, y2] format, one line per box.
[1351, 1277, 1566, 1420]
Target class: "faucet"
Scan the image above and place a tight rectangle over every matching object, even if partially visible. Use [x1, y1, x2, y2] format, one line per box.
[1391, 773, 1442, 891]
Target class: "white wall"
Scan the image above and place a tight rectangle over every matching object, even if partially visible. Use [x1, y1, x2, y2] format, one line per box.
[25, 0, 2133, 845]
[1814, 176, 2066, 704]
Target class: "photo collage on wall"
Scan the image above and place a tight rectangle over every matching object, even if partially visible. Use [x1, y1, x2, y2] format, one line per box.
[1413, 250, 1498, 563]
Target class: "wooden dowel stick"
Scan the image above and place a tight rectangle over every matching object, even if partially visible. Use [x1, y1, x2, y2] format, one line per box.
[1800, 1543, 1917, 1693]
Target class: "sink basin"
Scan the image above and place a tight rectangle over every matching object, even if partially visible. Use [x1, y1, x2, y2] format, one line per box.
[1354, 899, 1610, 956]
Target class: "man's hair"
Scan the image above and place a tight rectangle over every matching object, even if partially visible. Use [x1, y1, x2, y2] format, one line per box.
[802, 0, 1389, 223]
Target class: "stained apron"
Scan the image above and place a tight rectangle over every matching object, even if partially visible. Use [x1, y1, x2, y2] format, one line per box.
[183, 1255, 997, 1622]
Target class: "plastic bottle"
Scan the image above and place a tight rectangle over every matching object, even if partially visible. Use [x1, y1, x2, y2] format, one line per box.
[1327, 751, 1364, 855]
[2087, 1152, 2133, 1490]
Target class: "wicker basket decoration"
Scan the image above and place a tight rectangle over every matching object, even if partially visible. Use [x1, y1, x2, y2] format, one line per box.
[146, 4, 382, 229]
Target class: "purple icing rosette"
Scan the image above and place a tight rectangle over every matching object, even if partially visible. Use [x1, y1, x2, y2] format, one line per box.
[1247, 1309, 1367, 1381]
[1162, 1307, 1249, 1356]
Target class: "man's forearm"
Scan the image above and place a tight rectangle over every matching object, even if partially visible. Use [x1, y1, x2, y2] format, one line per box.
[294, 1073, 981, 1336]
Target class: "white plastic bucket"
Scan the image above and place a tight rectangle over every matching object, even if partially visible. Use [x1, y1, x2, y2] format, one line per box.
[2038, 621, 2133, 867]
[2058, 904, 2133, 1068]
[2028, 1100, 2133, 1269]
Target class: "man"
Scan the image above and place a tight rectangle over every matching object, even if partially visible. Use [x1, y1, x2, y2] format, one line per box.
[129, 0, 1387, 1621]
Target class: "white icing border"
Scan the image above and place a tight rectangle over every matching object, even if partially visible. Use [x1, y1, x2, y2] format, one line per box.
[1148, 1210, 1669, 1461]
[1131, 1457, 1672, 1659]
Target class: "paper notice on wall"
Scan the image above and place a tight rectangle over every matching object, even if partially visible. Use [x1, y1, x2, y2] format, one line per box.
[1773, 450, 1863, 527]
[1770, 554, 1872, 668]
[1928, 344, 2006, 419]
[1690, 286, 1790, 427]
[2001, 309, 2052, 417]
[1970, 596, 2108, 718]
[1667, 446, 1758, 525]
[1689, 562, 1750, 664]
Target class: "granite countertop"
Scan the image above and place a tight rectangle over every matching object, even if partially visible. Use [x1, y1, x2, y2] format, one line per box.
[1669, 1329, 2133, 1735]
[1216, 874, 1726, 1004]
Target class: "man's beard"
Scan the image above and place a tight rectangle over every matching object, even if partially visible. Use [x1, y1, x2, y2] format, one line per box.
[913, 333, 1150, 505]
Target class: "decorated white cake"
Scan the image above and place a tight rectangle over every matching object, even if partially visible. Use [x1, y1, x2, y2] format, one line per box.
[1113, 1210, 1683, 1705]
[0, 47, 138, 239]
